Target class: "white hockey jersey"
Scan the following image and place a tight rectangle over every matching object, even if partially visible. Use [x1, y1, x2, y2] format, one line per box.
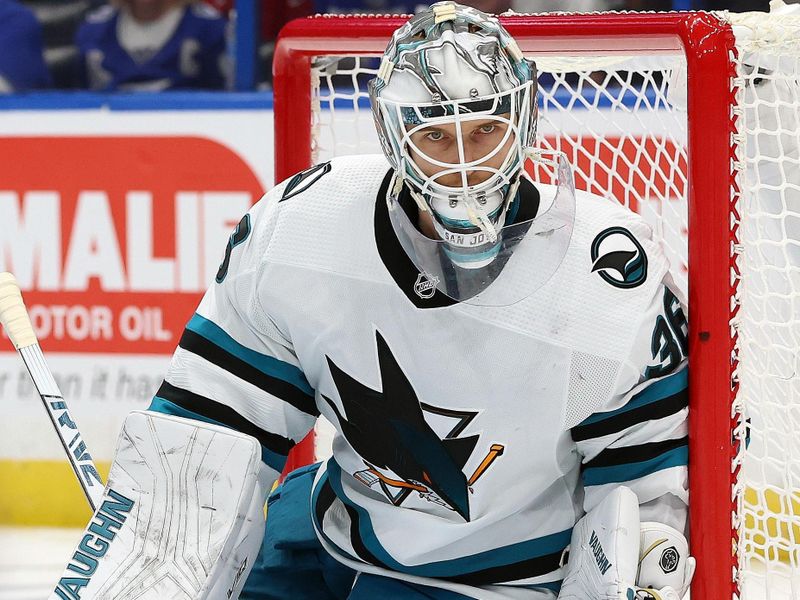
[151, 154, 689, 598]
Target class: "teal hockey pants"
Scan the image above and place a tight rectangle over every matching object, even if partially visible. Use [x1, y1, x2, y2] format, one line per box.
[240, 462, 472, 600]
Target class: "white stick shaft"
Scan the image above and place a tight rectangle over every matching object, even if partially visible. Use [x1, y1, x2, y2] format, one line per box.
[0, 272, 104, 511]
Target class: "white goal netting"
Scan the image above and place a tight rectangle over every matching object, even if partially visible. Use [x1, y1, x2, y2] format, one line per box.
[299, 9, 800, 599]
[731, 10, 800, 599]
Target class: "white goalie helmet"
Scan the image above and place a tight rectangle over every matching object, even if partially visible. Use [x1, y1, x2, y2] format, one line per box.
[370, 2, 537, 246]
[369, 1, 575, 305]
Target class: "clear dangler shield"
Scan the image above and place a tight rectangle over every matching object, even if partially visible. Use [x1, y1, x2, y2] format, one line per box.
[387, 151, 576, 307]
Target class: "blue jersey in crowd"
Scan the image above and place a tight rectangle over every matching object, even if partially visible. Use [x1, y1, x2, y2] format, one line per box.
[76, 4, 228, 91]
[316, 0, 426, 13]
[0, 0, 51, 91]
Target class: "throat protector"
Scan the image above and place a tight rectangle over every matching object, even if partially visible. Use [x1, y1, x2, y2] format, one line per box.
[386, 152, 576, 307]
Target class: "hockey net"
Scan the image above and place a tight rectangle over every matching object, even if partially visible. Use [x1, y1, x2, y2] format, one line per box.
[273, 10, 800, 599]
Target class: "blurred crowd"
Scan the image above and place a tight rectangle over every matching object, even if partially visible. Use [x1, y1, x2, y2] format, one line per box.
[0, 0, 777, 94]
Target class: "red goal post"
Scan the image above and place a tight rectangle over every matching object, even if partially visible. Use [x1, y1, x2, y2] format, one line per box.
[274, 12, 753, 599]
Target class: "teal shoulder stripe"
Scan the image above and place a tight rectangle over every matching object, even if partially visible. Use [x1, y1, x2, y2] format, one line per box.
[149, 397, 287, 473]
[578, 369, 688, 427]
[187, 313, 314, 397]
[582, 445, 688, 487]
[323, 459, 571, 579]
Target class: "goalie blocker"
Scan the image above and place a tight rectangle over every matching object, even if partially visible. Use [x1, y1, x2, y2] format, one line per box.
[51, 411, 271, 600]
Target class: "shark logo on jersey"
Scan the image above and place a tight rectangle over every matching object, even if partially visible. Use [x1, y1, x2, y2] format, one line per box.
[590, 226, 648, 289]
[280, 161, 332, 201]
[322, 330, 504, 521]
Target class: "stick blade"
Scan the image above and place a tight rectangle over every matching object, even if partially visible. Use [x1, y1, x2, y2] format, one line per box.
[0, 272, 37, 349]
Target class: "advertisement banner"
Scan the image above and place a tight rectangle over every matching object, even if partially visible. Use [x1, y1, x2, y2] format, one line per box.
[0, 109, 272, 524]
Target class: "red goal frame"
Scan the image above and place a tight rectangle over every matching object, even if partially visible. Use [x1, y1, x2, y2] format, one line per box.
[273, 13, 740, 598]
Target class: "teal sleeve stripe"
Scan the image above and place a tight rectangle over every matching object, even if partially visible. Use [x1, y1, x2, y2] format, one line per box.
[582, 445, 688, 487]
[322, 459, 571, 579]
[578, 368, 688, 427]
[186, 313, 314, 397]
[148, 397, 287, 473]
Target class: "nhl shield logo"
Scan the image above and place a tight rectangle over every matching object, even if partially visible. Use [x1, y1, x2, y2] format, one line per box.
[414, 273, 439, 299]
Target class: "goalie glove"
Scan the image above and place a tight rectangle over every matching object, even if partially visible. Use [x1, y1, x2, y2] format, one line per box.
[558, 487, 695, 600]
[636, 521, 696, 598]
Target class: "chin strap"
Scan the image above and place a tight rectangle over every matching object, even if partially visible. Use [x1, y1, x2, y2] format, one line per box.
[464, 194, 500, 242]
[466, 176, 520, 243]
[401, 174, 522, 245]
[524, 147, 559, 166]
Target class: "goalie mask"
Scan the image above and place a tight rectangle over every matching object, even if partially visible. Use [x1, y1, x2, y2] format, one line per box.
[369, 1, 575, 305]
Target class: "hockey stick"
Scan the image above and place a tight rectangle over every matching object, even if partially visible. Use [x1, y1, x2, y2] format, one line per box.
[0, 272, 104, 511]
